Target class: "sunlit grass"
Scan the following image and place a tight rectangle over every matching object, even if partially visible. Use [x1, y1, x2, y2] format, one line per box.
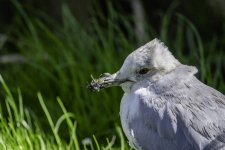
[0, 75, 129, 149]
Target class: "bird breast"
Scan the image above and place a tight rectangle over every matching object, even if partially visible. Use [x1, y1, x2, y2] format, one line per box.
[120, 92, 141, 148]
[119, 87, 180, 150]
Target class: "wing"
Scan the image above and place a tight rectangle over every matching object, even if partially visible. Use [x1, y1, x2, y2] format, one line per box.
[172, 77, 225, 150]
[136, 75, 225, 150]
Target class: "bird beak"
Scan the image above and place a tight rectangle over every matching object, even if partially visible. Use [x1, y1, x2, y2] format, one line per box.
[88, 72, 135, 92]
[88, 72, 120, 92]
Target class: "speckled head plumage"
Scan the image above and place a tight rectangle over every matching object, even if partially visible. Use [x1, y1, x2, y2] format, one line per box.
[122, 38, 180, 72]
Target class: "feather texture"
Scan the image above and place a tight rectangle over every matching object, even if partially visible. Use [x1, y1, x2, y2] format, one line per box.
[120, 65, 225, 150]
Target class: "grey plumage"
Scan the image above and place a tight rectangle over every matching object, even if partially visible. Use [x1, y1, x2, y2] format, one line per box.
[121, 65, 225, 150]
[88, 38, 225, 150]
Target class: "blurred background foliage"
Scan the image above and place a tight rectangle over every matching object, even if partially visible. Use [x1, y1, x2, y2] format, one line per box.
[0, 0, 225, 148]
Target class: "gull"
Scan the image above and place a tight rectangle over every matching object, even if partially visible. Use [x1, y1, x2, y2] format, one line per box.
[88, 38, 225, 150]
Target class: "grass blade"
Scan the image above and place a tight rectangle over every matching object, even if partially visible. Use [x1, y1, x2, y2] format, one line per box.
[37, 93, 62, 148]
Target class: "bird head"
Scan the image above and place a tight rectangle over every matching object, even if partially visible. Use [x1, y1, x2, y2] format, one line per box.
[88, 38, 181, 92]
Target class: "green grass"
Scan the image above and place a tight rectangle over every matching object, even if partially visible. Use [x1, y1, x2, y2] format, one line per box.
[0, 75, 130, 149]
[1, 0, 225, 149]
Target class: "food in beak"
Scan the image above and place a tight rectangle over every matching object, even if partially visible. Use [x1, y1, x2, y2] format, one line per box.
[87, 73, 114, 92]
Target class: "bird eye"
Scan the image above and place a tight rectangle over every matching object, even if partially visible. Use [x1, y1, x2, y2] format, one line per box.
[138, 68, 149, 74]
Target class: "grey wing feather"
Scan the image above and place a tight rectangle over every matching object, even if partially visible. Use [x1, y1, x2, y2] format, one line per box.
[174, 77, 225, 150]
[137, 75, 225, 150]
[204, 134, 225, 150]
